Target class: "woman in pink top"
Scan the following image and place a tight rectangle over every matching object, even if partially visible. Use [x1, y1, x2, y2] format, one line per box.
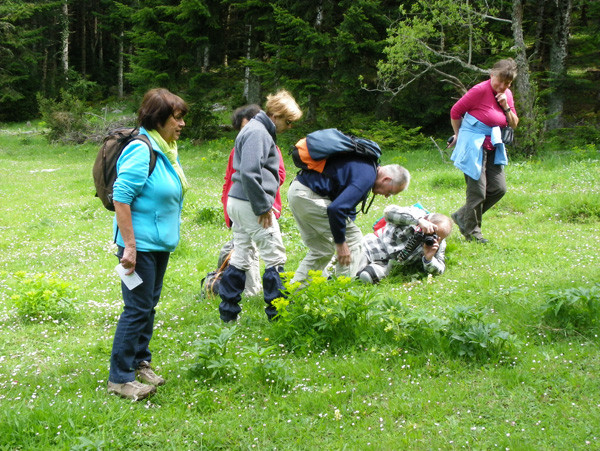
[448, 59, 519, 243]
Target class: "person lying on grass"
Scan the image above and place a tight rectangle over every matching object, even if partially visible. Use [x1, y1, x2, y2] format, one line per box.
[356, 205, 452, 284]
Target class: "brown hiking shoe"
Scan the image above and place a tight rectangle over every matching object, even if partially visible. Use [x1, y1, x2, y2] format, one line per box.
[107, 380, 156, 401]
[136, 361, 166, 386]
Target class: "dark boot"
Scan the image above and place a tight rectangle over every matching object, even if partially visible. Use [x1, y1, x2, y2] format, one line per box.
[218, 265, 246, 322]
[263, 266, 286, 321]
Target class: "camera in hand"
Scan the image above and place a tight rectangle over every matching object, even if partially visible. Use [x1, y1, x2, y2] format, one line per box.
[415, 230, 438, 246]
[397, 229, 438, 261]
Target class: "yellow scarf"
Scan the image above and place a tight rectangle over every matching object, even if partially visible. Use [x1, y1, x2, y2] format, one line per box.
[147, 129, 189, 195]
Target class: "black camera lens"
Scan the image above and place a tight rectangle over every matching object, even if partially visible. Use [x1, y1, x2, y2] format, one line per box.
[423, 234, 438, 246]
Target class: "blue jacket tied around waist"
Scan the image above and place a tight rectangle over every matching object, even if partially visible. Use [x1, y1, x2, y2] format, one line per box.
[451, 112, 508, 180]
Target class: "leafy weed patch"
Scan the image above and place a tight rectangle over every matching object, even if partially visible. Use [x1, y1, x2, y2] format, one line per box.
[539, 283, 600, 337]
[6, 271, 77, 323]
[269, 274, 519, 362]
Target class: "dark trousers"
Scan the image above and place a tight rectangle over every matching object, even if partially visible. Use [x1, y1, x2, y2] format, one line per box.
[455, 148, 507, 238]
[219, 264, 285, 322]
[109, 247, 170, 383]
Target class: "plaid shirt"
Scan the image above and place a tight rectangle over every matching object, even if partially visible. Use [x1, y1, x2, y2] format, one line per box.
[362, 205, 446, 274]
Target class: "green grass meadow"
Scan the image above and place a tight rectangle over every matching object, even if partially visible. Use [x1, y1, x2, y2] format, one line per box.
[1, 124, 599, 450]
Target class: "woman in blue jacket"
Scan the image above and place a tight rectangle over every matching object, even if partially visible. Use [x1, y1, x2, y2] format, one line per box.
[108, 88, 188, 401]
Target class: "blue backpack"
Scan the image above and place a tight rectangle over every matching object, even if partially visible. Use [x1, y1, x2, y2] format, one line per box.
[290, 128, 381, 173]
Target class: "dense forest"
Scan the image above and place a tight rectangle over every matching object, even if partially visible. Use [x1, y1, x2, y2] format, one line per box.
[1, 0, 598, 146]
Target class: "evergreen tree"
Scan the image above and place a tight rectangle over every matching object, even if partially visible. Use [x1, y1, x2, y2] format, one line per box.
[0, 1, 48, 120]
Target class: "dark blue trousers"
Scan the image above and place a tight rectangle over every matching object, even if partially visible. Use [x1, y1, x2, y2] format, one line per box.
[219, 265, 285, 322]
[109, 247, 170, 383]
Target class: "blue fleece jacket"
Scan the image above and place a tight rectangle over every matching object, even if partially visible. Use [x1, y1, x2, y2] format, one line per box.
[296, 156, 377, 243]
[112, 127, 184, 252]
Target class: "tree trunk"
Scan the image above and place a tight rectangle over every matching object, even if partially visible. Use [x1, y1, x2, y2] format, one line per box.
[533, 0, 547, 68]
[243, 24, 251, 101]
[547, 0, 573, 129]
[61, 0, 69, 81]
[42, 48, 48, 96]
[510, 0, 543, 156]
[223, 4, 231, 67]
[118, 29, 124, 99]
[306, 2, 324, 122]
[80, 3, 86, 76]
[511, 0, 534, 120]
[203, 46, 209, 73]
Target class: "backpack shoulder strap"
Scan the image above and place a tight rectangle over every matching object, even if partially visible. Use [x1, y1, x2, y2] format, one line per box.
[131, 134, 156, 176]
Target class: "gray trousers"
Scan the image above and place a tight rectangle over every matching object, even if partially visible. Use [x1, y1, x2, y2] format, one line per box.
[454, 148, 507, 238]
[288, 180, 363, 283]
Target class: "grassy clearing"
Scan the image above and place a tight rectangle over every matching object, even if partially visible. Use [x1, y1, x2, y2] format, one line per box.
[0, 125, 599, 449]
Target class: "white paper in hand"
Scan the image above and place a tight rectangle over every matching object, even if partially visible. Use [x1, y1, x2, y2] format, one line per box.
[115, 263, 143, 290]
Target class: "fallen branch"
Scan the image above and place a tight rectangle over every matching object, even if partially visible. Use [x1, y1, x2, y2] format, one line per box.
[430, 136, 451, 163]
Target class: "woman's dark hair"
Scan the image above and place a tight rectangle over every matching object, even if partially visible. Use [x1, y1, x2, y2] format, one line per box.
[137, 88, 189, 130]
[231, 104, 261, 131]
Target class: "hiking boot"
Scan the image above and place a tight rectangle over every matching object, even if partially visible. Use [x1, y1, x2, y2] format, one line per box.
[136, 361, 166, 386]
[107, 380, 156, 401]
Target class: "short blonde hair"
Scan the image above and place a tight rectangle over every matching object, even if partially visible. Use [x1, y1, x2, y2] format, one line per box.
[265, 89, 303, 122]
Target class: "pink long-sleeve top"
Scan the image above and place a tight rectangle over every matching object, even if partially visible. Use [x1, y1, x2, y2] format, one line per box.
[451, 79, 516, 150]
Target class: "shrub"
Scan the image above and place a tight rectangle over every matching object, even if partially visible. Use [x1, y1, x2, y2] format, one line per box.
[182, 97, 221, 141]
[270, 274, 519, 362]
[347, 119, 429, 151]
[37, 90, 91, 143]
[545, 125, 600, 153]
[9, 272, 77, 323]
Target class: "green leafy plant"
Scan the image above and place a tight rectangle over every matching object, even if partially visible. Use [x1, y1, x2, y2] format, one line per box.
[188, 325, 293, 390]
[243, 343, 293, 391]
[446, 306, 516, 360]
[373, 297, 446, 351]
[269, 272, 380, 354]
[374, 300, 518, 361]
[10, 272, 77, 322]
[539, 284, 600, 335]
[194, 206, 224, 226]
[189, 324, 240, 381]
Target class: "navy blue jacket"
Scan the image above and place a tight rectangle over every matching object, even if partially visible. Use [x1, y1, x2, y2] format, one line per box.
[296, 156, 377, 243]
